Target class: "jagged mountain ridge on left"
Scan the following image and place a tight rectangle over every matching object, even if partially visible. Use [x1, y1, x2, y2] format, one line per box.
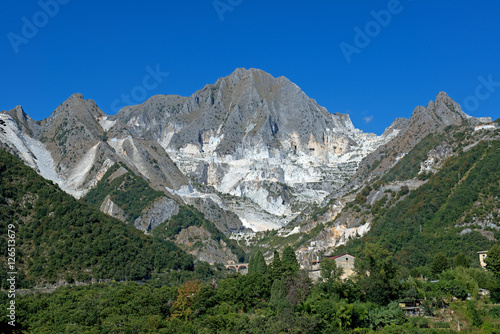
[0, 93, 247, 265]
[2, 93, 187, 198]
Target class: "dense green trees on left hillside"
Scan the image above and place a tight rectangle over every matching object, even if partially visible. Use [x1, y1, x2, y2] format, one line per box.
[0, 149, 194, 287]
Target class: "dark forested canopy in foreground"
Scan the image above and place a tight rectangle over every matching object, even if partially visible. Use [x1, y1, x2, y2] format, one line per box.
[2, 242, 500, 333]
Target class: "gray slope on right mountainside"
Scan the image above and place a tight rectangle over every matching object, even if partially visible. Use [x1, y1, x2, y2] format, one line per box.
[353, 91, 491, 183]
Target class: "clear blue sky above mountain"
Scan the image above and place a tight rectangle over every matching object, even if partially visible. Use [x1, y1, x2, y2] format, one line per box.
[1, 1, 499, 134]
